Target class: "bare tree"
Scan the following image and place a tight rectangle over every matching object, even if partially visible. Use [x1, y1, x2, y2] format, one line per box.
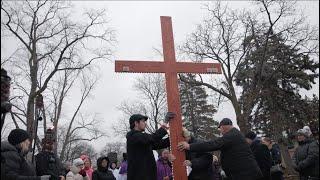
[44, 69, 80, 154]
[179, 0, 318, 132]
[1, 0, 115, 143]
[100, 141, 126, 156]
[113, 74, 167, 136]
[57, 74, 106, 161]
[62, 141, 98, 162]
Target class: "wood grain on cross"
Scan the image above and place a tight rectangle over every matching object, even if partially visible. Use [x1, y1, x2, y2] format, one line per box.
[115, 16, 221, 180]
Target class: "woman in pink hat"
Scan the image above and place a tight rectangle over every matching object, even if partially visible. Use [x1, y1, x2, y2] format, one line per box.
[80, 155, 94, 180]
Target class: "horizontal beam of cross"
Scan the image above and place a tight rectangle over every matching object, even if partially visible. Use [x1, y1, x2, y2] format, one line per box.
[115, 60, 222, 74]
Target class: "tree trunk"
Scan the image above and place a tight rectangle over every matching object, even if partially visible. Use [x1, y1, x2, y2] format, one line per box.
[278, 143, 298, 177]
[26, 68, 37, 143]
[27, 33, 38, 143]
[231, 96, 249, 133]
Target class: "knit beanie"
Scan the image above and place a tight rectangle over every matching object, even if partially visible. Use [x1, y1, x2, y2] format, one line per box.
[302, 126, 313, 137]
[8, 129, 31, 145]
[245, 131, 257, 140]
[297, 129, 309, 137]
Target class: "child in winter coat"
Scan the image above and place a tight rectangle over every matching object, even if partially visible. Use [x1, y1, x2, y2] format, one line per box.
[109, 162, 119, 180]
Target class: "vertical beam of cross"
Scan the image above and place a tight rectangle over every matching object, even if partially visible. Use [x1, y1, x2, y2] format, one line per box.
[160, 16, 188, 180]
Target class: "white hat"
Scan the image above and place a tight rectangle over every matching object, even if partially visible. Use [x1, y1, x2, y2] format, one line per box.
[303, 126, 313, 137]
[73, 158, 84, 166]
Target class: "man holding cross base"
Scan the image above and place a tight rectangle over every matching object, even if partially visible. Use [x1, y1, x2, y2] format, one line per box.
[126, 112, 176, 180]
[178, 118, 263, 180]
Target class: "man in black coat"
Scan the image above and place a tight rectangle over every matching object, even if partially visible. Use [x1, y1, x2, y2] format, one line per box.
[182, 128, 213, 180]
[35, 138, 65, 180]
[178, 118, 262, 180]
[1, 129, 51, 180]
[245, 132, 272, 180]
[126, 112, 174, 180]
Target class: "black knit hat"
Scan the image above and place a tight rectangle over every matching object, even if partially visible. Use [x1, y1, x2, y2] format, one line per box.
[245, 131, 257, 140]
[218, 118, 233, 128]
[8, 129, 31, 145]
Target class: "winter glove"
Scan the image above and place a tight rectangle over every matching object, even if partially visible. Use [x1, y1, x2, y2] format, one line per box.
[220, 170, 227, 178]
[164, 112, 176, 123]
[79, 169, 87, 177]
[40, 175, 51, 180]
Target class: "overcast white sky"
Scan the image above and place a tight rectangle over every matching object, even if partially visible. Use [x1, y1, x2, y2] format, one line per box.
[2, 1, 319, 152]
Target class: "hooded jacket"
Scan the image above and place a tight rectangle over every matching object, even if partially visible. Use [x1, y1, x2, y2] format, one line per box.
[126, 127, 170, 180]
[1, 141, 41, 180]
[92, 157, 115, 180]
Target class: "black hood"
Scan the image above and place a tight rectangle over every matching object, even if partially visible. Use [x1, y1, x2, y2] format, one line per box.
[1, 141, 23, 156]
[97, 156, 110, 172]
[1, 141, 17, 152]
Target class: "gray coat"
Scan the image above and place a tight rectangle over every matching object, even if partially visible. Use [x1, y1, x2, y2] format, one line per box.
[292, 139, 319, 178]
[1, 141, 40, 180]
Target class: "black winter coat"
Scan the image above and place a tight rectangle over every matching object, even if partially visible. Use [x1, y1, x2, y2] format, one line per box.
[92, 157, 115, 180]
[189, 128, 263, 180]
[250, 140, 272, 180]
[1, 141, 41, 180]
[292, 139, 319, 179]
[186, 137, 213, 180]
[126, 128, 170, 180]
[35, 151, 64, 180]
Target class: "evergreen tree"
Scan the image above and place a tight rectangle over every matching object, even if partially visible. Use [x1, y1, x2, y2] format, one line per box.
[179, 74, 219, 140]
[235, 34, 319, 140]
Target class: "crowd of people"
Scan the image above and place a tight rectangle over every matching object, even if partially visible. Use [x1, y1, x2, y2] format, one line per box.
[126, 113, 318, 180]
[0, 128, 129, 180]
[1, 68, 319, 180]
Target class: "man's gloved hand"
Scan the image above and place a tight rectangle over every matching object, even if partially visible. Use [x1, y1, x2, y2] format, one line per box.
[220, 170, 227, 178]
[40, 175, 51, 180]
[79, 169, 87, 177]
[165, 112, 176, 123]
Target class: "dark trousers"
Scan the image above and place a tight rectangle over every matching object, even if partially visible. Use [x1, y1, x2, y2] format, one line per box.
[271, 171, 284, 180]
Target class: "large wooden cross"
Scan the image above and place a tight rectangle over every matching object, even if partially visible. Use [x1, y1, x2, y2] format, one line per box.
[115, 16, 221, 180]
